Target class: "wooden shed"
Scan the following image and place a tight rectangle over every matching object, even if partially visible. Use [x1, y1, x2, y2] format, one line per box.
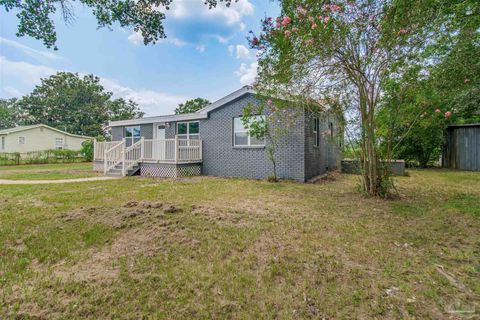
[442, 124, 480, 171]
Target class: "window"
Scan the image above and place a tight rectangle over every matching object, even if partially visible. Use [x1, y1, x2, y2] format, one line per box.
[313, 118, 320, 147]
[177, 121, 199, 139]
[55, 138, 64, 150]
[18, 136, 25, 145]
[125, 126, 141, 145]
[233, 116, 265, 147]
[1, 137, 4, 150]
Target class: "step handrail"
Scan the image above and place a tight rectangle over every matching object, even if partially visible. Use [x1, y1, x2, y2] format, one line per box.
[104, 140, 125, 174]
[122, 139, 143, 176]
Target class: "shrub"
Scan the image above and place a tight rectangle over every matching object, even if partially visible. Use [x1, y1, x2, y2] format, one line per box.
[81, 140, 94, 162]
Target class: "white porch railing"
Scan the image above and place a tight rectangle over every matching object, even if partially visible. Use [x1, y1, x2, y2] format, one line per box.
[94, 137, 202, 175]
[143, 138, 202, 162]
[93, 140, 122, 161]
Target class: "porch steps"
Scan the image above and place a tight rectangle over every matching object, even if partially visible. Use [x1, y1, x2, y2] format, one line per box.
[105, 163, 140, 177]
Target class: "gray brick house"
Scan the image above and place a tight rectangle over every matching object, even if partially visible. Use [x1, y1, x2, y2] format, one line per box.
[93, 87, 342, 182]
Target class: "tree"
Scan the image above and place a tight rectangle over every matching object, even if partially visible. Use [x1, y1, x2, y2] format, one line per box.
[376, 2, 480, 167]
[249, 0, 463, 197]
[0, 98, 20, 130]
[175, 98, 210, 114]
[16, 72, 144, 137]
[0, 0, 233, 49]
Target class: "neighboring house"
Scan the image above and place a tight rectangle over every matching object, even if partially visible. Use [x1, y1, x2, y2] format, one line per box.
[0, 124, 91, 153]
[443, 123, 480, 171]
[94, 87, 343, 182]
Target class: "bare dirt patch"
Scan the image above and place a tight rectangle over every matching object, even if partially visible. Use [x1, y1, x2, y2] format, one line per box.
[53, 201, 195, 282]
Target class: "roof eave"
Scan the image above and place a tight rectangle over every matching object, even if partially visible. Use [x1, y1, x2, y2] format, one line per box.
[109, 112, 209, 127]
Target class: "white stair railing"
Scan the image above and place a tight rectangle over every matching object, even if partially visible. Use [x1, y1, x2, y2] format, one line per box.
[104, 140, 125, 174]
[122, 139, 143, 176]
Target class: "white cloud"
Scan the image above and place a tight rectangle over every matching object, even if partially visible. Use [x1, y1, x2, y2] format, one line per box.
[0, 56, 57, 88]
[161, 0, 254, 26]
[0, 37, 63, 61]
[3, 86, 23, 97]
[239, 22, 246, 32]
[167, 37, 187, 47]
[100, 78, 188, 116]
[0, 56, 187, 116]
[235, 44, 250, 59]
[235, 61, 258, 85]
[127, 32, 144, 45]
[228, 45, 234, 56]
[196, 44, 206, 53]
[128, 31, 186, 47]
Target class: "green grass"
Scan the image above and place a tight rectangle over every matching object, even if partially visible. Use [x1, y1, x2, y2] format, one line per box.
[0, 167, 479, 318]
[0, 162, 100, 180]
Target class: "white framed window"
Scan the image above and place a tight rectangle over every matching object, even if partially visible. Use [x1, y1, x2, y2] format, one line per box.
[1, 136, 5, 150]
[313, 118, 320, 147]
[233, 116, 266, 147]
[177, 121, 199, 139]
[18, 136, 25, 145]
[125, 126, 141, 145]
[55, 138, 64, 150]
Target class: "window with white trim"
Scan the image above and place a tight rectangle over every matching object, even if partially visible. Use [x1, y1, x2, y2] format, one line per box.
[18, 136, 25, 145]
[313, 118, 320, 147]
[125, 126, 141, 145]
[233, 116, 265, 147]
[55, 138, 64, 150]
[177, 121, 199, 139]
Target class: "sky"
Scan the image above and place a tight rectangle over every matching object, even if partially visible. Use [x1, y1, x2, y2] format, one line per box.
[0, 0, 280, 116]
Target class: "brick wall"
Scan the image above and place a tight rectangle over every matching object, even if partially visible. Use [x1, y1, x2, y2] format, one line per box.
[304, 111, 343, 180]
[199, 93, 306, 181]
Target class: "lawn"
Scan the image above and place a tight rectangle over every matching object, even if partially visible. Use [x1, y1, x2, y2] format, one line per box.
[0, 166, 478, 318]
[0, 163, 101, 180]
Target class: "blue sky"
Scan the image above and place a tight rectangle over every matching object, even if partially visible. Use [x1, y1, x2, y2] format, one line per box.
[0, 0, 279, 116]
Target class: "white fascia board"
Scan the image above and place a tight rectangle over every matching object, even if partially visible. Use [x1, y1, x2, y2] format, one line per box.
[109, 112, 208, 127]
[197, 86, 256, 114]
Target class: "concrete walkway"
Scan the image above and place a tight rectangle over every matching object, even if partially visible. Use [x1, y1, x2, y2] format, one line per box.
[0, 176, 120, 185]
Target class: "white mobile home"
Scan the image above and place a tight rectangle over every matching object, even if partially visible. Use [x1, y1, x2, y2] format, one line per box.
[0, 124, 91, 153]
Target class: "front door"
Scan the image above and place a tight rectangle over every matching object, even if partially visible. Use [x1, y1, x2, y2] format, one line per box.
[156, 124, 165, 140]
[155, 124, 166, 160]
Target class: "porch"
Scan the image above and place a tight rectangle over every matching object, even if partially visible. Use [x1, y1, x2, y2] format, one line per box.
[93, 138, 202, 177]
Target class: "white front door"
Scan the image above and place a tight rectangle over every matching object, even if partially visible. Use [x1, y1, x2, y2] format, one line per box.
[156, 124, 165, 140]
[155, 124, 166, 160]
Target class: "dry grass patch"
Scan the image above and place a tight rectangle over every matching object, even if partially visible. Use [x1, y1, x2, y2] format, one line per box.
[0, 167, 479, 319]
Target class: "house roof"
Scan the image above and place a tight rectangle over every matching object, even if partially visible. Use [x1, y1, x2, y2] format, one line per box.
[0, 124, 92, 139]
[109, 86, 256, 127]
[447, 123, 480, 128]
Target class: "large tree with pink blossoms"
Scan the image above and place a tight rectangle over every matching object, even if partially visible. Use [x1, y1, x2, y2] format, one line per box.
[249, 0, 451, 197]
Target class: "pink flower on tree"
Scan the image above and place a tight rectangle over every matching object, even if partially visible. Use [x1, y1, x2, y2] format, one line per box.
[267, 99, 273, 106]
[284, 30, 291, 37]
[398, 28, 408, 35]
[251, 37, 259, 46]
[297, 5, 307, 16]
[305, 39, 314, 45]
[282, 16, 291, 26]
[445, 111, 452, 118]
[435, 108, 441, 113]
[324, 16, 331, 24]
[311, 23, 317, 30]
[276, 17, 282, 28]
[292, 27, 299, 33]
